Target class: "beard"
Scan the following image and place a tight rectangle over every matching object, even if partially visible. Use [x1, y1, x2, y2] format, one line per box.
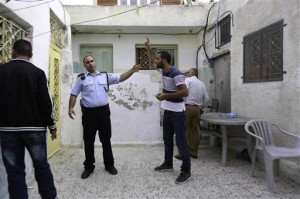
[156, 62, 163, 69]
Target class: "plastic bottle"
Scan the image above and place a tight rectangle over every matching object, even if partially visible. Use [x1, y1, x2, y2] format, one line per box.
[219, 112, 238, 118]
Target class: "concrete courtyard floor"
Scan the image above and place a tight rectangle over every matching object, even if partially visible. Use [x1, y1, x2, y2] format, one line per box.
[28, 145, 300, 199]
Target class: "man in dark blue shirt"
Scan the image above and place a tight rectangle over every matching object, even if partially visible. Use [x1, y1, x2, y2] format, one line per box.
[145, 38, 191, 184]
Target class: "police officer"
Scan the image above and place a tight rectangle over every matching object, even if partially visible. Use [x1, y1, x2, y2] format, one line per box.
[68, 55, 141, 179]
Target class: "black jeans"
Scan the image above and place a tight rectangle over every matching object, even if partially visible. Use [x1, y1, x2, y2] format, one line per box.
[0, 131, 57, 199]
[163, 110, 191, 172]
[82, 105, 114, 171]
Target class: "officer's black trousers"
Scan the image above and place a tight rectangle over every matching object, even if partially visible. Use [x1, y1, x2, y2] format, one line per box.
[81, 104, 114, 171]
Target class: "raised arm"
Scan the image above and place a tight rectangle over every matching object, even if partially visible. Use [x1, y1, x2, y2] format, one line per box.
[119, 64, 141, 82]
[145, 37, 157, 69]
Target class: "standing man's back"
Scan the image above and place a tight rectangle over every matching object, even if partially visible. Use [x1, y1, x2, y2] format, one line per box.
[0, 60, 55, 129]
[0, 39, 57, 199]
[180, 68, 209, 159]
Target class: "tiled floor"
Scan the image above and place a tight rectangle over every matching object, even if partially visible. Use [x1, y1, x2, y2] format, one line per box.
[28, 145, 300, 199]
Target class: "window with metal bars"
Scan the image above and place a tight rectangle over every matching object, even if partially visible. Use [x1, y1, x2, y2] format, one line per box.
[243, 20, 284, 83]
[215, 15, 231, 49]
[136, 45, 177, 70]
[0, 16, 27, 64]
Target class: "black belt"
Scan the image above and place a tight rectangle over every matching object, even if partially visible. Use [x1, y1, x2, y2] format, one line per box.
[185, 104, 199, 107]
[82, 104, 109, 111]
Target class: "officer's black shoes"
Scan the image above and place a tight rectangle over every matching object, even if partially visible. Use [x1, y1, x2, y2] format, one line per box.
[105, 166, 118, 175]
[81, 169, 93, 179]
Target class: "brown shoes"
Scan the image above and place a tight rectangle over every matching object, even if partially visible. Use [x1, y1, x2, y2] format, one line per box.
[174, 154, 198, 160]
[190, 154, 198, 159]
[175, 155, 182, 160]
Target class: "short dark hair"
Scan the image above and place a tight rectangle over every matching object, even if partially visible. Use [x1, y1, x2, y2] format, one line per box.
[191, 68, 198, 78]
[157, 51, 171, 64]
[83, 55, 93, 64]
[13, 39, 32, 57]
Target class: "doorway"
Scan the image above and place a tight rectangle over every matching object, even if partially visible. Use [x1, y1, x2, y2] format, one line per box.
[212, 53, 231, 112]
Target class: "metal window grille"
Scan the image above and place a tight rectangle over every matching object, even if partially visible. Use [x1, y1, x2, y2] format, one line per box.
[50, 17, 65, 49]
[243, 20, 284, 83]
[0, 16, 27, 64]
[136, 45, 177, 70]
[215, 15, 231, 49]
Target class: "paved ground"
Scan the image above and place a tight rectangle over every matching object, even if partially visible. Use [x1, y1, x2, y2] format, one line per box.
[28, 145, 300, 199]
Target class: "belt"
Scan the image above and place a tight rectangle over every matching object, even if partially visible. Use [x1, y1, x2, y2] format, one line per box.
[82, 104, 109, 111]
[185, 104, 199, 107]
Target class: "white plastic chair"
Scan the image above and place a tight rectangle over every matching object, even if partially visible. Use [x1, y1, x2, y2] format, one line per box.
[244, 119, 300, 192]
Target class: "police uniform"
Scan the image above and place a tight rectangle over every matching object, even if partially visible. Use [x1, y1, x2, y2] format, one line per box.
[70, 71, 120, 172]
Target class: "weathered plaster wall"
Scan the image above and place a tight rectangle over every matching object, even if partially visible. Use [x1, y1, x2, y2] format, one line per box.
[231, 0, 300, 183]
[198, 0, 300, 184]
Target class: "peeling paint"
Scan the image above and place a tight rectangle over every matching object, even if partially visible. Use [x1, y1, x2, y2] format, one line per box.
[110, 83, 153, 110]
[115, 99, 134, 110]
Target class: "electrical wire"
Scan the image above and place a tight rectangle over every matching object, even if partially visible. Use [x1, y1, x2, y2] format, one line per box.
[0, 0, 54, 15]
[71, 0, 159, 25]
[1, 0, 234, 44]
[196, 2, 215, 69]
[196, 1, 234, 69]
[203, 0, 221, 68]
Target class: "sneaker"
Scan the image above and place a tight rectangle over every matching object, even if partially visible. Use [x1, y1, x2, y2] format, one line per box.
[154, 163, 173, 172]
[175, 171, 191, 184]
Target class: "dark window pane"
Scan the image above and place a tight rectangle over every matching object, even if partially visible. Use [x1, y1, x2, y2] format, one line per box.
[243, 20, 283, 83]
[215, 15, 231, 48]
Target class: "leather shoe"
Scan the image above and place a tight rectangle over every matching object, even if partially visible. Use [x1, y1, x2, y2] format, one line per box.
[190, 154, 198, 159]
[105, 166, 118, 175]
[81, 169, 93, 179]
[175, 155, 182, 160]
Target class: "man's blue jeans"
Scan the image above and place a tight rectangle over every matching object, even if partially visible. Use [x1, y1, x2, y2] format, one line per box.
[163, 110, 191, 172]
[0, 131, 57, 199]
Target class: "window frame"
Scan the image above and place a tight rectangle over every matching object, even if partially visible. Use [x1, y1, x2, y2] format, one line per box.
[0, 16, 27, 64]
[215, 14, 231, 49]
[243, 20, 284, 83]
[136, 44, 178, 70]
